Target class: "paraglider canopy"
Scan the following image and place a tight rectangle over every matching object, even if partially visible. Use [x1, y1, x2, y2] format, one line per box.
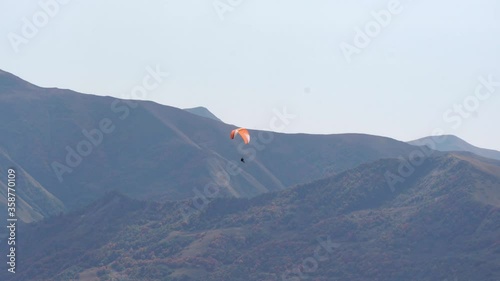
[230, 128, 250, 144]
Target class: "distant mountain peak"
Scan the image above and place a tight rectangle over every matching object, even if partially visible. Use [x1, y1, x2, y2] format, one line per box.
[409, 135, 500, 161]
[183, 106, 222, 122]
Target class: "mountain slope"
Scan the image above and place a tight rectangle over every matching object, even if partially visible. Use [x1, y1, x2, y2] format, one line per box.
[0, 70, 422, 219]
[0, 148, 65, 225]
[409, 135, 500, 161]
[7, 152, 500, 281]
[184, 107, 222, 122]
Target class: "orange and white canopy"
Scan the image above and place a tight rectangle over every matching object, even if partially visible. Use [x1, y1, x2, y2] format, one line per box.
[230, 128, 250, 144]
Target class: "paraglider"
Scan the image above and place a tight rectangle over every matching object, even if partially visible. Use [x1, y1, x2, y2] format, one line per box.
[230, 128, 250, 144]
[230, 128, 250, 163]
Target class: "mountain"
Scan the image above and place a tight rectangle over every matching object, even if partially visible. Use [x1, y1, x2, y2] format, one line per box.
[0, 149, 65, 225]
[409, 135, 500, 161]
[6, 152, 500, 281]
[0, 70, 422, 221]
[0, 69, 39, 91]
[184, 107, 222, 122]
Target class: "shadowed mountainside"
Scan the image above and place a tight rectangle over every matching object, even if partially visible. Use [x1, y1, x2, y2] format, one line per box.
[6, 152, 500, 281]
[0, 149, 65, 224]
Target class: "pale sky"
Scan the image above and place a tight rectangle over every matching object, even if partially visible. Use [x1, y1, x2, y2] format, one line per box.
[1, 0, 499, 150]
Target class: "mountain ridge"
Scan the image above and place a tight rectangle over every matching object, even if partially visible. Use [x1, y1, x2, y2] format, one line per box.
[0, 69, 423, 223]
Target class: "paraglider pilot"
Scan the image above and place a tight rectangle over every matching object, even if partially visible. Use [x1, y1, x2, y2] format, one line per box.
[231, 128, 250, 164]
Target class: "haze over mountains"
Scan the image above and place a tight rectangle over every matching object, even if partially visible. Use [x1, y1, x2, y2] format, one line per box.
[1, 69, 500, 280]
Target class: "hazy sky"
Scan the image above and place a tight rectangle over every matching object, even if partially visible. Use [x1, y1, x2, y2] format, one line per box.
[1, 0, 499, 150]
